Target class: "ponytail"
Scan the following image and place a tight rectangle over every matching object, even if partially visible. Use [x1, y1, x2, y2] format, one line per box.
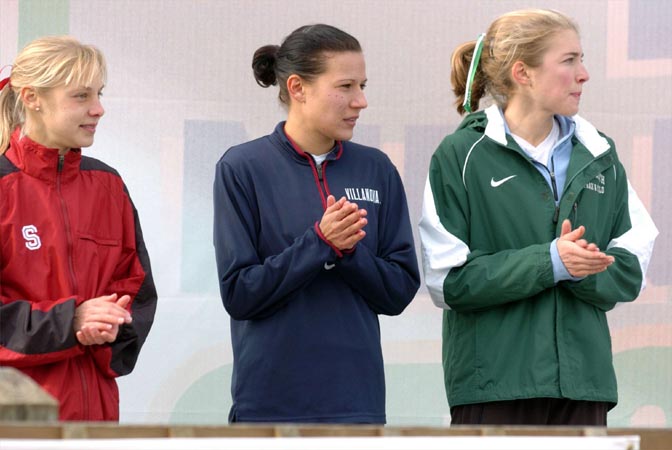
[451, 40, 488, 116]
[0, 83, 20, 154]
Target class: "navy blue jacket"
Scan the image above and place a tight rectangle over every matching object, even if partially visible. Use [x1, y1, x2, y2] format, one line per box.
[213, 122, 420, 423]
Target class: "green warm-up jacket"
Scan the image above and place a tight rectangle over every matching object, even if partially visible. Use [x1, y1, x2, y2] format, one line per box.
[419, 105, 658, 408]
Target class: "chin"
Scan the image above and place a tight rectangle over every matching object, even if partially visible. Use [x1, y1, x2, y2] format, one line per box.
[74, 143, 92, 150]
[558, 107, 579, 117]
[336, 131, 354, 142]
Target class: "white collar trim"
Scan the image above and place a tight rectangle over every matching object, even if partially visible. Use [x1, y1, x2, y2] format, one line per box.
[483, 105, 611, 157]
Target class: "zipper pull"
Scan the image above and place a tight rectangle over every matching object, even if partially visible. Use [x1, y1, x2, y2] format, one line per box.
[549, 171, 559, 202]
[553, 205, 559, 224]
[316, 162, 323, 181]
[57, 154, 65, 172]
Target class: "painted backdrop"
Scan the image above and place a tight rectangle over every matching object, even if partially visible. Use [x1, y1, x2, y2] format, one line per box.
[0, 0, 670, 426]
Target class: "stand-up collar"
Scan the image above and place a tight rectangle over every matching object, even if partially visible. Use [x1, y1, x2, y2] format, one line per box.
[271, 122, 343, 163]
[483, 105, 610, 157]
[5, 127, 82, 184]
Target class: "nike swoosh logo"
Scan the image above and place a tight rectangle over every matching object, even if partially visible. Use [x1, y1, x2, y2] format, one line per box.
[324, 262, 336, 270]
[490, 175, 517, 187]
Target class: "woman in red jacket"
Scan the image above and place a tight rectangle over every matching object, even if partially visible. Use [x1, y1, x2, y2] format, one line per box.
[0, 36, 157, 421]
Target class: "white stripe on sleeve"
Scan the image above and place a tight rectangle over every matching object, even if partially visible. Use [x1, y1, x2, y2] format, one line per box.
[607, 181, 658, 292]
[419, 177, 470, 310]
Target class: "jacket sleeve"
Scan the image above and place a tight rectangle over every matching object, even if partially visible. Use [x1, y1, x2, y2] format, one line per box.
[336, 166, 420, 316]
[419, 148, 556, 313]
[88, 186, 157, 378]
[560, 175, 658, 311]
[213, 158, 335, 321]
[0, 295, 85, 367]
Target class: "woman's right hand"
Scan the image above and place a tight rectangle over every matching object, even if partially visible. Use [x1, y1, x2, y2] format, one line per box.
[557, 219, 615, 277]
[74, 294, 132, 346]
[319, 195, 368, 250]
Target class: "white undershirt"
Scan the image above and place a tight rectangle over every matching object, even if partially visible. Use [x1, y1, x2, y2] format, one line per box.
[312, 152, 330, 165]
[511, 118, 560, 167]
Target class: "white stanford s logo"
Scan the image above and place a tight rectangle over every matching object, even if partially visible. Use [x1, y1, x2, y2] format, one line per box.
[22, 225, 42, 250]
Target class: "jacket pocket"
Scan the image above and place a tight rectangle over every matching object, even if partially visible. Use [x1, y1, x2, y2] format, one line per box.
[75, 232, 122, 287]
[78, 233, 120, 247]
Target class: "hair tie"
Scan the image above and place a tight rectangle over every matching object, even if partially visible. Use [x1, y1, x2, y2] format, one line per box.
[0, 65, 12, 91]
[462, 33, 485, 113]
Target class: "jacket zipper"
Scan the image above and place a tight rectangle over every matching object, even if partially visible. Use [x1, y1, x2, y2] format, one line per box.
[313, 159, 331, 208]
[57, 154, 89, 419]
[537, 157, 560, 223]
[57, 155, 79, 294]
[284, 133, 335, 209]
[77, 361, 90, 419]
[549, 164, 560, 223]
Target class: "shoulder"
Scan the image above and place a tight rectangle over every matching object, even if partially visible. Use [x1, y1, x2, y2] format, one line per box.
[0, 154, 19, 180]
[433, 128, 490, 167]
[571, 115, 616, 158]
[217, 135, 275, 168]
[343, 140, 388, 160]
[79, 155, 134, 199]
[80, 155, 121, 177]
[436, 111, 491, 156]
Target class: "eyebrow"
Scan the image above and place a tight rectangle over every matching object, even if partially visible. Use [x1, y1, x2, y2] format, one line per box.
[70, 84, 105, 91]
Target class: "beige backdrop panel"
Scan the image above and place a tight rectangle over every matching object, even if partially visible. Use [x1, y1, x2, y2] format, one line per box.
[1, 0, 669, 426]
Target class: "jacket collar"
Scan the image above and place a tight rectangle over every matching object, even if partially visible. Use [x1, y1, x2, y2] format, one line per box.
[483, 104, 611, 157]
[5, 127, 82, 184]
[271, 122, 343, 163]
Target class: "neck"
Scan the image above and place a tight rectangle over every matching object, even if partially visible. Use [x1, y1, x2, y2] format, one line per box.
[21, 123, 70, 155]
[503, 98, 554, 147]
[284, 113, 334, 155]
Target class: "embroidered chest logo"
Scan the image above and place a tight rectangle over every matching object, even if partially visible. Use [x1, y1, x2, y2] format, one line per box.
[22, 225, 42, 250]
[490, 175, 517, 187]
[585, 173, 605, 194]
[344, 188, 381, 204]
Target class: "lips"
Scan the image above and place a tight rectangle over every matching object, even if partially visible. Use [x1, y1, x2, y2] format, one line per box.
[344, 116, 359, 126]
[80, 124, 97, 133]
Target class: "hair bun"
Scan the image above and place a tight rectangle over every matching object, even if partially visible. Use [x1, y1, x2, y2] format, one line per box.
[252, 45, 279, 87]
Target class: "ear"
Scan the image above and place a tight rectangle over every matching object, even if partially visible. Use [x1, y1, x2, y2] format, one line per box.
[20, 86, 41, 111]
[511, 61, 532, 87]
[286, 74, 306, 104]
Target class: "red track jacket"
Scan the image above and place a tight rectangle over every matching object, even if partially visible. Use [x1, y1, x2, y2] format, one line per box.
[0, 128, 157, 421]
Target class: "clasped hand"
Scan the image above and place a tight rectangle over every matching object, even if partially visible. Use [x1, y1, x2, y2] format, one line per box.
[557, 219, 615, 278]
[73, 293, 132, 346]
[319, 195, 368, 251]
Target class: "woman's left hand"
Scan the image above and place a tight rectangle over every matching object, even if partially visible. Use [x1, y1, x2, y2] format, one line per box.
[319, 195, 368, 250]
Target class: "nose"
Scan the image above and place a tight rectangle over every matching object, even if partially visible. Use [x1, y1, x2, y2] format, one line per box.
[352, 89, 368, 109]
[577, 62, 590, 83]
[90, 97, 105, 117]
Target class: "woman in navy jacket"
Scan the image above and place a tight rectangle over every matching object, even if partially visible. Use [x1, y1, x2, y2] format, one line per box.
[213, 24, 419, 424]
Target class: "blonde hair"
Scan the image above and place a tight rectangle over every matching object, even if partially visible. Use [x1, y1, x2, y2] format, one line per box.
[452, 9, 578, 115]
[0, 35, 107, 153]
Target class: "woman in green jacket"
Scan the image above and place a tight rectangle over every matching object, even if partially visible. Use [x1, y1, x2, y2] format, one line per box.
[419, 9, 658, 426]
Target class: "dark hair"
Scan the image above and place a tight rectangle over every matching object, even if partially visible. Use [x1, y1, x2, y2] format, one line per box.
[252, 24, 361, 105]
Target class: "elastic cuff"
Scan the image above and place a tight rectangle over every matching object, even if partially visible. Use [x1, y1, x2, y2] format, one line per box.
[551, 239, 585, 283]
[314, 222, 343, 258]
